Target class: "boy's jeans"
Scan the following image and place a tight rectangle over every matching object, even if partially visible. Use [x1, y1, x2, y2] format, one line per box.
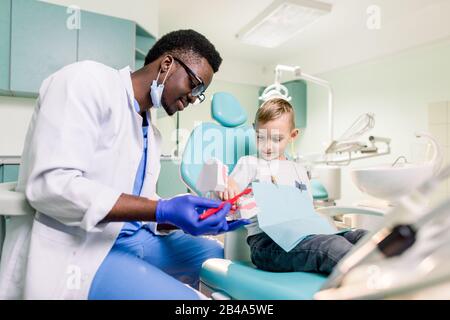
[247, 229, 368, 275]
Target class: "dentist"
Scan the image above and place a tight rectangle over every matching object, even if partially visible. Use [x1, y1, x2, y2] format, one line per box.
[0, 29, 249, 299]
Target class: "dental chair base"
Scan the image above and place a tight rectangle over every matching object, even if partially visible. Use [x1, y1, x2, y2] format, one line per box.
[200, 226, 329, 300]
[200, 210, 384, 300]
[200, 259, 327, 300]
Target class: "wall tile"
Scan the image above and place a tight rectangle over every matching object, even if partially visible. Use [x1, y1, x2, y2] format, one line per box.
[429, 102, 448, 125]
[448, 102, 450, 124]
[429, 124, 448, 147]
[445, 147, 450, 198]
[431, 182, 448, 206]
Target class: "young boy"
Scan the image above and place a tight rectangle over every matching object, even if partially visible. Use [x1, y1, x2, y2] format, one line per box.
[218, 98, 367, 275]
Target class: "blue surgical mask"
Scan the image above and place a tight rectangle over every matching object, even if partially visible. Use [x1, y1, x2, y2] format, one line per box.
[150, 61, 173, 108]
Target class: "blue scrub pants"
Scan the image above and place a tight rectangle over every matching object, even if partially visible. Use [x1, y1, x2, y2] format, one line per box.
[88, 226, 224, 300]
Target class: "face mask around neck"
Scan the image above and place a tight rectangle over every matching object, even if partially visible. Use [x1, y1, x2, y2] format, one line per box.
[150, 61, 173, 109]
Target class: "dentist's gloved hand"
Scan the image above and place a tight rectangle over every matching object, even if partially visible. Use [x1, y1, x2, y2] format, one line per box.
[217, 219, 252, 234]
[156, 195, 249, 236]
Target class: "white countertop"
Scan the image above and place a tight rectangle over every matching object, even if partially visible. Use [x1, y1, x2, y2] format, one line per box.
[160, 155, 181, 162]
[0, 156, 21, 165]
[1, 155, 180, 165]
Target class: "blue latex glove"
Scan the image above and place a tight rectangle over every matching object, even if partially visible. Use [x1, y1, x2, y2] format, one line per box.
[156, 195, 246, 236]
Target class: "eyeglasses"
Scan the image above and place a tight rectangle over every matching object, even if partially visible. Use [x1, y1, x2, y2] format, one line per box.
[173, 57, 206, 103]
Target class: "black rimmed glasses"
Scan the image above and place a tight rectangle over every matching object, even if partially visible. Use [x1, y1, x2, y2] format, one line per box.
[173, 57, 206, 103]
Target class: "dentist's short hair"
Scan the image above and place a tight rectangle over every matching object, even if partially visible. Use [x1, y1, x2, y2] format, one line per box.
[255, 98, 296, 130]
[144, 29, 222, 73]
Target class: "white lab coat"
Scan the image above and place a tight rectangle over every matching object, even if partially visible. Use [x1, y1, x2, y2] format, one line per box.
[0, 61, 162, 299]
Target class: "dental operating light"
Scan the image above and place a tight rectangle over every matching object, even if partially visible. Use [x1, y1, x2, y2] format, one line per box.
[237, 0, 332, 48]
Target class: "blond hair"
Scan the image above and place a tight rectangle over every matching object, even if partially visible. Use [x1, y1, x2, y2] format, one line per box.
[255, 98, 295, 129]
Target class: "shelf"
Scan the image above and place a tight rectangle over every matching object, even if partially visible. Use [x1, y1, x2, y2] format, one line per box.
[135, 48, 146, 60]
[136, 23, 152, 38]
[134, 22, 155, 71]
[136, 35, 155, 54]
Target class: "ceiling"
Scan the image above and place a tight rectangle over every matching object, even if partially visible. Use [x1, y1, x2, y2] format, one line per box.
[160, 0, 450, 78]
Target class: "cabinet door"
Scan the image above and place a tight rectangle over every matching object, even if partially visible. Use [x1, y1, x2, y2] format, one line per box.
[259, 80, 307, 128]
[135, 24, 155, 71]
[10, 0, 78, 96]
[78, 11, 135, 70]
[284, 80, 307, 129]
[157, 160, 189, 198]
[0, 165, 3, 183]
[0, 0, 11, 94]
[3, 164, 19, 183]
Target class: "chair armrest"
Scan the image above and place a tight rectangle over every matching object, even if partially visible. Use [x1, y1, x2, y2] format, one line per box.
[0, 182, 34, 216]
[316, 206, 385, 218]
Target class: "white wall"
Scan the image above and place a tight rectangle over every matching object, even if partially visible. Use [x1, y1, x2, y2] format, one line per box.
[213, 57, 272, 87]
[297, 37, 450, 206]
[280, 0, 450, 76]
[428, 101, 450, 205]
[0, 0, 159, 156]
[0, 97, 35, 156]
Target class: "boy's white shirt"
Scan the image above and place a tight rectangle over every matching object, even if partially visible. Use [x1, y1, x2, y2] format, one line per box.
[230, 155, 313, 237]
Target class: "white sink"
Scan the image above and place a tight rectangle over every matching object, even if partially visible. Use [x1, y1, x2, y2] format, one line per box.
[350, 163, 435, 202]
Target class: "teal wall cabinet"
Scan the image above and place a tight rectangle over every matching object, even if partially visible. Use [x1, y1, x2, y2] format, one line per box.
[78, 11, 135, 70]
[0, 164, 19, 183]
[1, 0, 155, 97]
[135, 24, 155, 70]
[0, 0, 11, 94]
[10, 0, 78, 96]
[156, 159, 189, 198]
[259, 80, 308, 128]
[284, 80, 307, 129]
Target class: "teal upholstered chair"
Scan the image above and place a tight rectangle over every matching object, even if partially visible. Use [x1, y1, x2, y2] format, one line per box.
[180, 92, 329, 299]
[180, 92, 256, 196]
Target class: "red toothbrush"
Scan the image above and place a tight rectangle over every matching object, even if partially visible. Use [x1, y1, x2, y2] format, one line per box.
[199, 188, 253, 220]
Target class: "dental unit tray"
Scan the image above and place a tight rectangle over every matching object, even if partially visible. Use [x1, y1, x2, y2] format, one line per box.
[337, 113, 375, 142]
[322, 113, 391, 165]
[262, 65, 392, 166]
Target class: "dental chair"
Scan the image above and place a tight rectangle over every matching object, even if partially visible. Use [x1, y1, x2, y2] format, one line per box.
[0, 93, 381, 299]
[180, 92, 355, 300]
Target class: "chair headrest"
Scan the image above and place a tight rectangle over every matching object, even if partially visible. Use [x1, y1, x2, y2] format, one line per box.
[211, 92, 248, 128]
